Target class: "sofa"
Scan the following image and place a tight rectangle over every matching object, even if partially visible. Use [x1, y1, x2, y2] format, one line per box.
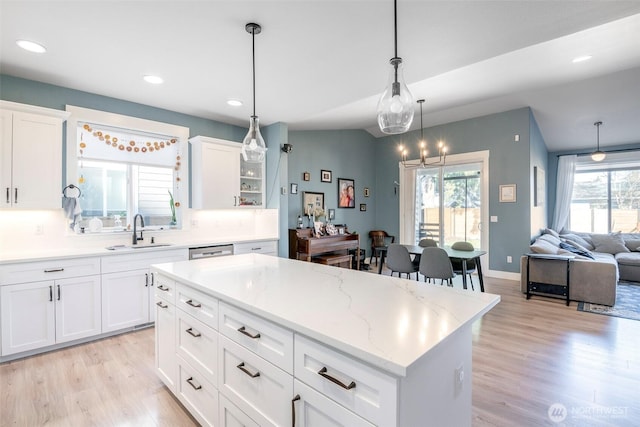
[520, 229, 640, 306]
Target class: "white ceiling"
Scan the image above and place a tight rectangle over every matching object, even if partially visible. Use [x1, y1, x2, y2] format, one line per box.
[1, 1, 640, 152]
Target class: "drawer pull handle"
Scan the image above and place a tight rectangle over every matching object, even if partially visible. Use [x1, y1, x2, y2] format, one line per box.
[237, 362, 260, 378]
[237, 326, 261, 339]
[57, 284, 61, 301]
[156, 301, 168, 309]
[185, 299, 201, 308]
[186, 327, 201, 338]
[291, 394, 301, 427]
[318, 367, 356, 390]
[44, 268, 64, 273]
[157, 285, 170, 292]
[186, 377, 202, 390]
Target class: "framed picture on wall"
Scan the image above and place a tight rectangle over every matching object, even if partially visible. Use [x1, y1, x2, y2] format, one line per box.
[321, 170, 332, 183]
[303, 172, 310, 181]
[499, 184, 516, 203]
[303, 191, 324, 216]
[364, 187, 370, 197]
[338, 178, 355, 208]
[290, 183, 298, 194]
[360, 204, 367, 211]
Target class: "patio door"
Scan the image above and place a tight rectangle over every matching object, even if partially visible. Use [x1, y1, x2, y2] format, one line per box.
[399, 151, 488, 252]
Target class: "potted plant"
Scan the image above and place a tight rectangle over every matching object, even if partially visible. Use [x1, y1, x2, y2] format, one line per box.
[168, 190, 177, 226]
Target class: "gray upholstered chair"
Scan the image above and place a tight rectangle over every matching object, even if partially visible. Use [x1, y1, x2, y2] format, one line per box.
[386, 244, 419, 280]
[419, 247, 456, 286]
[450, 241, 476, 290]
[418, 238, 438, 247]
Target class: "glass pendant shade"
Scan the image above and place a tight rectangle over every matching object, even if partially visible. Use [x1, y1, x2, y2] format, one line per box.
[377, 58, 414, 134]
[590, 121, 606, 162]
[241, 115, 266, 162]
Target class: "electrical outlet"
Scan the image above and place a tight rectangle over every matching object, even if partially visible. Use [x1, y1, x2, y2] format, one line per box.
[514, 134, 520, 142]
[455, 364, 464, 394]
[507, 256, 513, 263]
[35, 224, 44, 235]
[490, 215, 498, 222]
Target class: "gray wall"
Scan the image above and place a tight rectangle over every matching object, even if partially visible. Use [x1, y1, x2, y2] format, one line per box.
[530, 110, 548, 237]
[287, 129, 377, 253]
[374, 108, 535, 273]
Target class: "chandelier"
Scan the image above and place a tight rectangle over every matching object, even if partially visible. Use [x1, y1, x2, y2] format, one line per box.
[398, 99, 447, 168]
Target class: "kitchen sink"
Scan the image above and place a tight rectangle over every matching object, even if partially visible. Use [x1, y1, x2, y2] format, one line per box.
[106, 243, 174, 250]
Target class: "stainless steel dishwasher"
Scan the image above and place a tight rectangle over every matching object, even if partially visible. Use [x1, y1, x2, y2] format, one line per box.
[188, 244, 234, 260]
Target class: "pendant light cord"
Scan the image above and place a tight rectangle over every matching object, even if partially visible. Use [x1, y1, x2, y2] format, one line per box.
[252, 27, 256, 118]
[394, 0, 398, 59]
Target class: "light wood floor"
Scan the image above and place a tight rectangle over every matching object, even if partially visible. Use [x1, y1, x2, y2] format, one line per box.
[1, 272, 639, 426]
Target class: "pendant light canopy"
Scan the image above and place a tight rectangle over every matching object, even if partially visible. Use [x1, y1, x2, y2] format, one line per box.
[591, 121, 606, 162]
[377, 0, 414, 134]
[242, 23, 267, 163]
[398, 99, 447, 168]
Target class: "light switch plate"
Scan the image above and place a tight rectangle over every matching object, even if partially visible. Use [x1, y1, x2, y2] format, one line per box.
[490, 216, 498, 222]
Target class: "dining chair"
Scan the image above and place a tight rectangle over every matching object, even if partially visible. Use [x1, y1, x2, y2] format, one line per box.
[419, 247, 456, 286]
[418, 238, 438, 247]
[386, 244, 419, 280]
[450, 241, 476, 290]
[368, 230, 395, 265]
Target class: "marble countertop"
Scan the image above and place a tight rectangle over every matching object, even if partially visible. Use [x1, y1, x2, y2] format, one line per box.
[152, 254, 500, 377]
[0, 237, 277, 264]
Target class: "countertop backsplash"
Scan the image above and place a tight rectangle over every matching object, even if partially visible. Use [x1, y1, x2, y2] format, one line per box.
[0, 208, 279, 262]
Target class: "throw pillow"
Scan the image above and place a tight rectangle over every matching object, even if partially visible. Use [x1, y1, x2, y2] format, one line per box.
[559, 233, 594, 250]
[624, 238, 640, 251]
[530, 239, 560, 255]
[559, 241, 595, 259]
[544, 228, 560, 238]
[590, 233, 629, 255]
[539, 233, 562, 247]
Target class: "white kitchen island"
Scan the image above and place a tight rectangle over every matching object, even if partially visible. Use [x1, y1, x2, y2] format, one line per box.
[151, 254, 500, 427]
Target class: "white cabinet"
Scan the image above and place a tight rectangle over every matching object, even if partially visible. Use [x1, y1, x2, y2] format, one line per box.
[0, 101, 70, 209]
[233, 240, 277, 256]
[190, 136, 241, 209]
[155, 273, 177, 393]
[0, 257, 101, 356]
[189, 135, 265, 209]
[101, 248, 188, 332]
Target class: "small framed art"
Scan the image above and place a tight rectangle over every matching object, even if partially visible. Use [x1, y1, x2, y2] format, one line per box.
[360, 204, 367, 211]
[321, 170, 332, 183]
[290, 183, 298, 194]
[303, 172, 310, 181]
[364, 187, 370, 197]
[499, 184, 516, 203]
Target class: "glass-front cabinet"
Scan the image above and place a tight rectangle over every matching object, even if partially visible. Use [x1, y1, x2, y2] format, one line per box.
[240, 156, 264, 207]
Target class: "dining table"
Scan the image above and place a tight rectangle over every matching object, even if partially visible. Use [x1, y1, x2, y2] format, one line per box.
[375, 244, 487, 292]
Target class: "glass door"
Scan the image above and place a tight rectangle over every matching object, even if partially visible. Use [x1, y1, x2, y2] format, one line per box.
[442, 163, 482, 248]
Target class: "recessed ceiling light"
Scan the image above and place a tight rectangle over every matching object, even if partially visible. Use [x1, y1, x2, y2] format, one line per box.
[227, 99, 243, 107]
[572, 55, 593, 63]
[16, 40, 46, 53]
[143, 75, 163, 84]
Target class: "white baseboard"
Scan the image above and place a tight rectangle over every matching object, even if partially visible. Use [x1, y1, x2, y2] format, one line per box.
[485, 269, 521, 282]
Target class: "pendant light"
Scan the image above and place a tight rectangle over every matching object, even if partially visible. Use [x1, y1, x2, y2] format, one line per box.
[398, 99, 446, 168]
[241, 23, 267, 163]
[377, 0, 414, 134]
[591, 121, 606, 162]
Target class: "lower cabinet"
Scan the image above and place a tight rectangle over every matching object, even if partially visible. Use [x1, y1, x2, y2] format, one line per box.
[177, 355, 220, 427]
[101, 269, 151, 332]
[155, 294, 176, 392]
[219, 394, 259, 427]
[0, 275, 101, 356]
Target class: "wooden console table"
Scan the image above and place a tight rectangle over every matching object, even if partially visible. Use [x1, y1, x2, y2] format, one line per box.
[288, 228, 360, 270]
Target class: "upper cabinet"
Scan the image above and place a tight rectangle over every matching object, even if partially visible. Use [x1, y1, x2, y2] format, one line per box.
[1, 101, 70, 209]
[189, 136, 265, 209]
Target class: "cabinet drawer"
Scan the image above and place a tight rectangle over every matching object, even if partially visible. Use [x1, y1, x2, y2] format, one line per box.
[219, 335, 293, 427]
[219, 302, 293, 374]
[176, 284, 218, 330]
[234, 240, 277, 255]
[219, 394, 260, 427]
[0, 257, 100, 285]
[177, 356, 219, 427]
[154, 273, 175, 304]
[293, 379, 375, 427]
[177, 310, 218, 386]
[294, 335, 397, 427]
[101, 248, 188, 273]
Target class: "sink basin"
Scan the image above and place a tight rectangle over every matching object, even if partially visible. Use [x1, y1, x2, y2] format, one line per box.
[106, 243, 174, 250]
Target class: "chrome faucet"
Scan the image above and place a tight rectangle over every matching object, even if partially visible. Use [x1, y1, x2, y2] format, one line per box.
[132, 213, 144, 245]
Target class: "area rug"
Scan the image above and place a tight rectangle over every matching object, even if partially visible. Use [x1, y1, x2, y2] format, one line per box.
[577, 282, 640, 321]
